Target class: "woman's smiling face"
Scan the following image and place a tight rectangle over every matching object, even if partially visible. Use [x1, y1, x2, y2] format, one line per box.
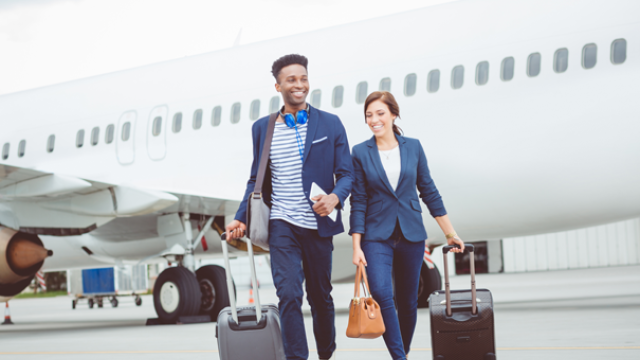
[365, 99, 395, 138]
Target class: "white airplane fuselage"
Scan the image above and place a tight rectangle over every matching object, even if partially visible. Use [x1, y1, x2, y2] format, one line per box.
[1, 0, 639, 278]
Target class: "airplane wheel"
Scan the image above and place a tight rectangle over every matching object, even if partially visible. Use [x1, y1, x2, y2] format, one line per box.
[417, 262, 442, 308]
[111, 297, 119, 308]
[88, 298, 94, 309]
[153, 266, 202, 324]
[72, 300, 76, 309]
[196, 265, 234, 321]
[135, 296, 142, 306]
[97, 298, 104, 308]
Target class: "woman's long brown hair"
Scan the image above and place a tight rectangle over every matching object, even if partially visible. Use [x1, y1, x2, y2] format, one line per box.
[363, 91, 403, 135]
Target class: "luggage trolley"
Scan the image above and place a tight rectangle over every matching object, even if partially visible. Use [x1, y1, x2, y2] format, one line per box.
[67, 265, 148, 309]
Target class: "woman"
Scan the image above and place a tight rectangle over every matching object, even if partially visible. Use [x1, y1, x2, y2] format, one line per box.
[349, 91, 464, 360]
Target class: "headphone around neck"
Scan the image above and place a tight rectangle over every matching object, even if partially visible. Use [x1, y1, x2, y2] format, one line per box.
[279, 104, 310, 128]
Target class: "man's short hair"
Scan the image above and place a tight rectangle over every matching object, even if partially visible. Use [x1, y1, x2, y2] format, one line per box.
[271, 54, 308, 82]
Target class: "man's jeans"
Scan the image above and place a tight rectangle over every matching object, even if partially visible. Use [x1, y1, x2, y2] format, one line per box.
[269, 219, 336, 360]
[361, 229, 424, 360]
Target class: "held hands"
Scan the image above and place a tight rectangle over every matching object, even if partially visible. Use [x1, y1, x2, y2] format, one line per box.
[352, 247, 367, 266]
[311, 193, 339, 217]
[225, 220, 246, 243]
[446, 233, 465, 253]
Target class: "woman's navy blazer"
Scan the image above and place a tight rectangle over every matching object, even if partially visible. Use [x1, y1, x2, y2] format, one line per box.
[349, 134, 447, 242]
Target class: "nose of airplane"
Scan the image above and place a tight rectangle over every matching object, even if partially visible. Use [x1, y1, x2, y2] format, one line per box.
[8, 237, 53, 271]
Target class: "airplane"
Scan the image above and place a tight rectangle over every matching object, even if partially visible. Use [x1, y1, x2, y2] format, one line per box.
[1, 0, 639, 324]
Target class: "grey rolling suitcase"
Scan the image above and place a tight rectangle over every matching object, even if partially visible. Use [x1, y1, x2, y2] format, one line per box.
[216, 233, 285, 360]
[429, 244, 497, 360]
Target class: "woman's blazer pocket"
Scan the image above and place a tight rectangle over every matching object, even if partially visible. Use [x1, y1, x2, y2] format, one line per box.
[411, 199, 422, 213]
[367, 200, 383, 216]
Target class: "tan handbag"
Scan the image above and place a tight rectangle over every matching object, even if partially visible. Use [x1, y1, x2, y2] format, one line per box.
[346, 263, 385, 339]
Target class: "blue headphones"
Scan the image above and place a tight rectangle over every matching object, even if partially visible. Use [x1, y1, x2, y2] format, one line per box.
[279, 104, 309, 128]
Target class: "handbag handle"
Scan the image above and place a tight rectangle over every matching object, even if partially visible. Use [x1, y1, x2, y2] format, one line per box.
[353, 262, 372, 299]
[253, 112, 278, 197]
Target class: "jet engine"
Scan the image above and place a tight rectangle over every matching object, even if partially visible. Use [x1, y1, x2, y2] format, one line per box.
[0, 226, 53, 297]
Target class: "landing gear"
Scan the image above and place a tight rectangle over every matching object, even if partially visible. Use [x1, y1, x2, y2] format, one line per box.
[88, 298, 94, 309]
[153, 266, 202, 324]
[196, 265, 233, 321]
[97, 298, 104, 308]
[110, 297, 119, 308]
[135, 295, 142, 306]
[417, 261, 442, 308]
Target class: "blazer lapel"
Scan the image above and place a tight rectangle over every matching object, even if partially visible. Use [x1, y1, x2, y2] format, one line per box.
[396, 134, 408, 188]
[367, 136, 398, 198]
[302, 105, 318, 167]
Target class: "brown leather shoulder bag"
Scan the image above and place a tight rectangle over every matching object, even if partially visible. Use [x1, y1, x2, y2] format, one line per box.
[346, 263, 385, 339]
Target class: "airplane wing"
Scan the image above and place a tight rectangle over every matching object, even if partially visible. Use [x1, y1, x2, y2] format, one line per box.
[0, 164, 240, 236]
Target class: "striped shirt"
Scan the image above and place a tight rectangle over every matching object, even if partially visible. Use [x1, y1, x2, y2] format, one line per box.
[269, 121, 317, 229]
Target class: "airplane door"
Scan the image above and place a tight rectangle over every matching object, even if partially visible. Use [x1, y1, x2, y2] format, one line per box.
[147, 105, 168, 161]
[116, 111, 137, 165]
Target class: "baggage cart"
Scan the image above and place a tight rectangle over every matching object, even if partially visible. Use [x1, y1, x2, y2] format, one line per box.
[67, 265, 148, 309]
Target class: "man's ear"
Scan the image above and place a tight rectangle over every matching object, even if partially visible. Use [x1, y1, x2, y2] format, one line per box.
[275, 82, 281, 93]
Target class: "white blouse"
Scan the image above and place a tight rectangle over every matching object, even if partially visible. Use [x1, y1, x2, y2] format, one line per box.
[379, 146, 401, 191]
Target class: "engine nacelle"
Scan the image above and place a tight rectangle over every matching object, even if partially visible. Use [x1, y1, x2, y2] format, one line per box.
[0, 226, 53, 297]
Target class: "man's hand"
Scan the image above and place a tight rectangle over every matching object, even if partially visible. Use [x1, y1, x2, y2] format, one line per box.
[311, 193, 339, 217]
[225, 220, 246, 242]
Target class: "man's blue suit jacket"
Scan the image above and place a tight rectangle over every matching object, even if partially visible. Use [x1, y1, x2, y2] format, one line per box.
[349, 134, 447, 242]
[235, 106, 354, 238]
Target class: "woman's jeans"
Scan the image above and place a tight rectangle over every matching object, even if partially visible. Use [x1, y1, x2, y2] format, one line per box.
[361, 230, 425, 360]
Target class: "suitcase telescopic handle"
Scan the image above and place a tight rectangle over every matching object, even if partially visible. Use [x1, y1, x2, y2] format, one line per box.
[220, 233, 263, 325]
[442, 243, 477, 317]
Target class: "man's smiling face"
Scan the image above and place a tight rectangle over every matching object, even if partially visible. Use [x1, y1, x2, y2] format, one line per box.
[275, 64, 309, 109]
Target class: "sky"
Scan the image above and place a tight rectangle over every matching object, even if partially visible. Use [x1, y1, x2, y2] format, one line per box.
[0, 0, 457, 95]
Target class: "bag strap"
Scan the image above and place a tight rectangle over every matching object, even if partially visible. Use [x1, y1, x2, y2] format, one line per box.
[253, 113, 278, 196]
[353, 262, 371, 299]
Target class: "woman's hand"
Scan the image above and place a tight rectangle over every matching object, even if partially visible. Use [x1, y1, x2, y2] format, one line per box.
[447, 235, 465, 253]
[352, 247, 367, 266]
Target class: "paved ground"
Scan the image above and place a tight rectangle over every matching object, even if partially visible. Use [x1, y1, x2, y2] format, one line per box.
[1, 265, 639, 360]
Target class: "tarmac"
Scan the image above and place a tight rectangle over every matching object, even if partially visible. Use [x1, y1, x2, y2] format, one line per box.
[1, 265, 639, 360]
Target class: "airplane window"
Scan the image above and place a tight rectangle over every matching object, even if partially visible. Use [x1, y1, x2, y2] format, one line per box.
[18, 140, 26, 158]
[172, 113, 183, 133]
[91, 127, 100, 146]
[310, 90, 321, 108]
[211, 106, 222, 127]
[230, 102, 241, 124]
[554, 48, 569, 73]
[527, 53, 541, 77]
[356, 81, 368, 104]
[582, 44, 597, 69]
[451, 66, 464, 89]
[152, 116, 162, 136]
[611, 39, 626, 64]
[76, 129, 85, 148]
[476, 61, 489, 85]
[269, 96, 280, 113]
[105, 124, 115, 144]
[193, 109, 203, 129]
[250, 100, 260, 121]
[379, 78, 391, 92]
[121, 122, 131, 141]
[427, 70, 440, 93]
[332, 86, 344, 108]
[404, 74, 417, 96]
[46, 135, 55, 153]
[2, 143, 9, 160]
[501, 57, 515, 81]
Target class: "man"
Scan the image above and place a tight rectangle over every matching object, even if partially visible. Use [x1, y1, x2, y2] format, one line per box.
[226, 54, 353, 360]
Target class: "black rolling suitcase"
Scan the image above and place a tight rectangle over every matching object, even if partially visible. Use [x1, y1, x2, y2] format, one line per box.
[216, 233, 285, 360]
[429, 244, 497, 360]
